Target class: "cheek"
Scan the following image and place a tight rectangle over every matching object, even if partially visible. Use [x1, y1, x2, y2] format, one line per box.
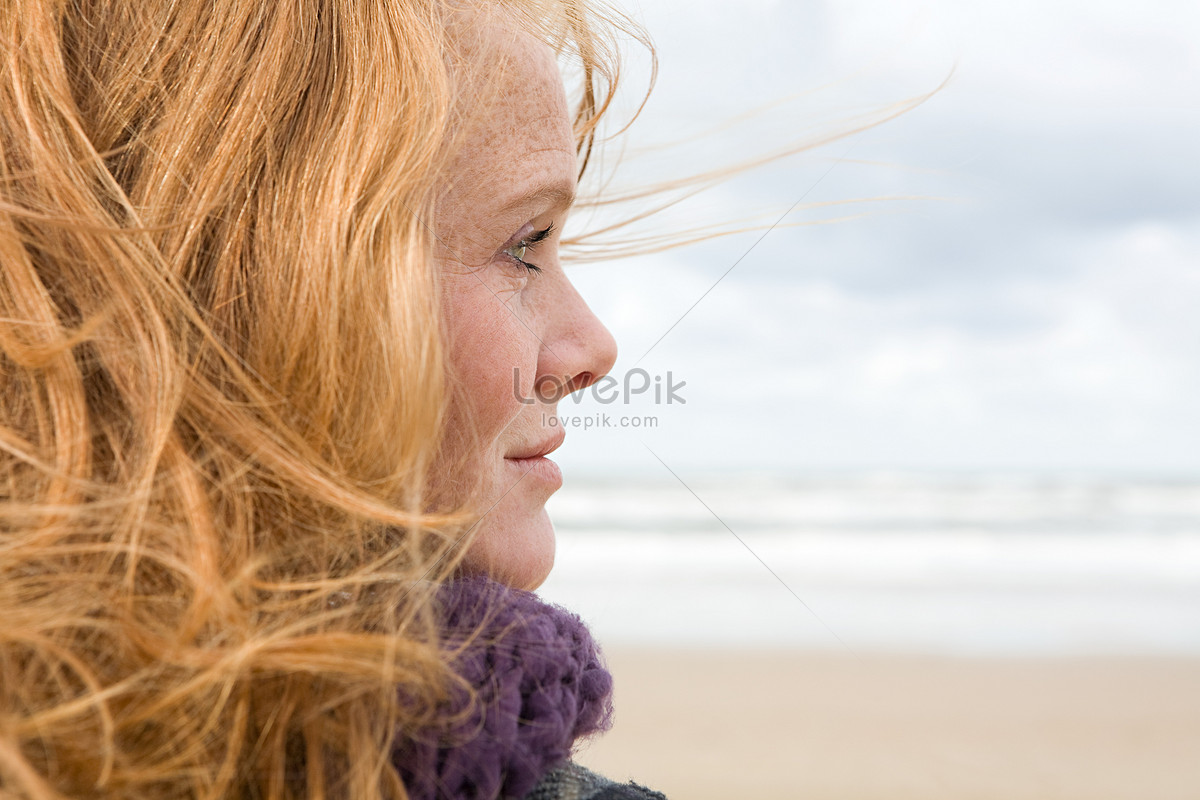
[445, 284, 537, 446]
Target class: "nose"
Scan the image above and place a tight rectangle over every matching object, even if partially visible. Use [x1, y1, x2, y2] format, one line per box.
[534, 275, 618, 403]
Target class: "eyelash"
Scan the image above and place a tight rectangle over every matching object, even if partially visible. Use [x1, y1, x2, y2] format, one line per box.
[502, 223, 555, 275]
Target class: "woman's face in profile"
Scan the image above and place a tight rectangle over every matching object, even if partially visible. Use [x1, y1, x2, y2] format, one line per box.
[435, 14, 617, 590]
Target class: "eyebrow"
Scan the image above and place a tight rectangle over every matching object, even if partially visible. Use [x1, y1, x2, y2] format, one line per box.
[499, 181, 577, 217]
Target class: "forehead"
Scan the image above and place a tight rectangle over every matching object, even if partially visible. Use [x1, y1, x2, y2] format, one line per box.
[439, 12, 577, 215]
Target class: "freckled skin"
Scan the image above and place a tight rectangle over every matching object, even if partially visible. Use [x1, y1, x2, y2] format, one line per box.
[435, 14, 617, 590]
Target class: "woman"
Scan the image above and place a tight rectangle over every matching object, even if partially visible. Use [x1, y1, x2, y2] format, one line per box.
[1, 0, 662, 797]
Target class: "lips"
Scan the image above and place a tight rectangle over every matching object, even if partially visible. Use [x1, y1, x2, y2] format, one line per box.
[504, 428, 566, 461]
[504, 429, 565, 490]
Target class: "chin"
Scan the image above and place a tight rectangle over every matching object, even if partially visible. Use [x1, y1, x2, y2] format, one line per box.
[461, 506, 556, 591]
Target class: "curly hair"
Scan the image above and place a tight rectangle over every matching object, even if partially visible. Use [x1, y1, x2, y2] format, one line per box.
[0, 0, 640, 796]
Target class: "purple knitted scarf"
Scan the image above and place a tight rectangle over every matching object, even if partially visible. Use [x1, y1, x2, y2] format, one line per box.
[391, 576, 614, 800]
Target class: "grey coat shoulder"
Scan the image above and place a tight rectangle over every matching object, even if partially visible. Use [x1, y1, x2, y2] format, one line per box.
[520, 761, 667, 800]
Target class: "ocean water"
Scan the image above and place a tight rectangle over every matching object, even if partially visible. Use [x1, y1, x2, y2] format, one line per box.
[536, 473, 1200, 656]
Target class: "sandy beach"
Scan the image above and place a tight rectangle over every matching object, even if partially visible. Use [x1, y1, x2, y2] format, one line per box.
[575, 648, 1200, 800]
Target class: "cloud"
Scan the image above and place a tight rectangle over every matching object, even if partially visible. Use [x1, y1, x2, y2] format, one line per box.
[557, 0, 1200, 474]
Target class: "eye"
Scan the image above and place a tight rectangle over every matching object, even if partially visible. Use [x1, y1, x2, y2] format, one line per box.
[504, 241, 533, 267]
[501, 223, 555, 275]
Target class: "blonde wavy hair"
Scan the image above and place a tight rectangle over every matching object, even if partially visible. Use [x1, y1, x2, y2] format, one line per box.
[0, 0, 638, 797]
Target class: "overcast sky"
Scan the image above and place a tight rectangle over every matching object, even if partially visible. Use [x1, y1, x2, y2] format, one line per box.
[553, 0, 1200, 477]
